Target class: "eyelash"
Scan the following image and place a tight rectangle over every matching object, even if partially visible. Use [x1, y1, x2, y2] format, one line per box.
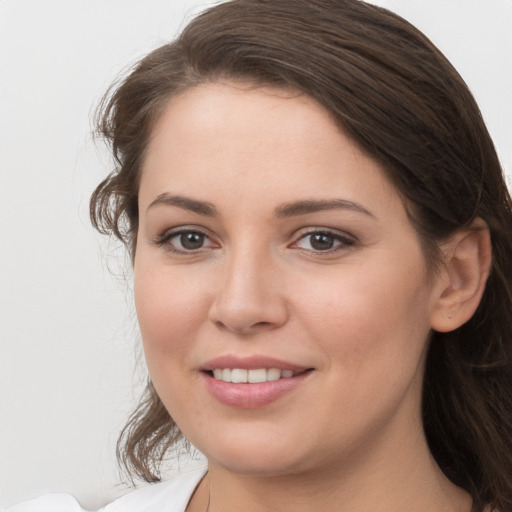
[291, 229, 356, 253]
[154, 228, 217, 254]
[154, 227, 356, 255]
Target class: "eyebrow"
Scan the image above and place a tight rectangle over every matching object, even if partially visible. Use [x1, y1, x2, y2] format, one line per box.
[274, 199, 374, 218]
[146, 194, 374, 219]
[147, 194, 219, 216]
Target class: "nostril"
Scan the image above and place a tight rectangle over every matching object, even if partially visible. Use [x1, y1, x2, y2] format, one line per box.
[254, 321, 272, 327]
[212, 318, 276, 334]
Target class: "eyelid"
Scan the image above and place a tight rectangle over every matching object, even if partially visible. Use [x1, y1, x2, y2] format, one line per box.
[153, 225, 219, 253]
[290, 227, 357, 253]
[152, 225, 356, 255]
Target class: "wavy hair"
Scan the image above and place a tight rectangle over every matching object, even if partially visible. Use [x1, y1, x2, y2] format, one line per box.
[90, 1, 512, 510]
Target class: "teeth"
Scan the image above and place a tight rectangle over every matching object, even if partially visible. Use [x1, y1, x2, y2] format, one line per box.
[231, 369, 248, 383]
[267, 368, 281, 381]
[211, 368, 297, 383]
[248, 368, 267, 383]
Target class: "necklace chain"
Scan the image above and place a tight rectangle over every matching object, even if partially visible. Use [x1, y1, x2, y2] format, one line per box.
[205, 474, 210, 512]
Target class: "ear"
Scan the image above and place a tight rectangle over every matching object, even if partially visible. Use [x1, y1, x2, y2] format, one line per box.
[430, 219, 492, 333]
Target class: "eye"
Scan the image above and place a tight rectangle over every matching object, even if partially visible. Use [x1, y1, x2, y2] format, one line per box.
[155, 228, 217, 253]
[174, 231, 206, 250]
[293, 230, 355, 252]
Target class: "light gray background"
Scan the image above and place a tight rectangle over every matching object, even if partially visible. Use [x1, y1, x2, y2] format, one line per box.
[1, 0, 511, 509]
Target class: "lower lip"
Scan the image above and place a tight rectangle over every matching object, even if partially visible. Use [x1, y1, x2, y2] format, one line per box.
[202, 371, 312, 408]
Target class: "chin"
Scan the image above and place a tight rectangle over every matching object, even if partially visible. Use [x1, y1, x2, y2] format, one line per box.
[213, 452, 309, 477]
[193, 429, 315, 476]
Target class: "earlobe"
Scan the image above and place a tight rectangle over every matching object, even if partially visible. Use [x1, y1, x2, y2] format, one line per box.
[430, 219, 492, 333]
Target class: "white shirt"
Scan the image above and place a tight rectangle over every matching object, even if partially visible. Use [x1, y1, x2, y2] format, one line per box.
[2, 467, 207, 512]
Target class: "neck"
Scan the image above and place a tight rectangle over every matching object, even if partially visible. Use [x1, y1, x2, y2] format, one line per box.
[191, 425, 472, 512]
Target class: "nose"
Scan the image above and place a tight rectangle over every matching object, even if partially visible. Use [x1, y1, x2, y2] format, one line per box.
[208, 250, 289, 335]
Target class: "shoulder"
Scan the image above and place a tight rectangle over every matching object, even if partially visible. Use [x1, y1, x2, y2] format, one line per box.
[2, 467, 208, 512]
[104, 466, 207, 512]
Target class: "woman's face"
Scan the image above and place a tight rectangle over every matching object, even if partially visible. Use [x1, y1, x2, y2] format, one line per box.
[134, 83, 443, 476]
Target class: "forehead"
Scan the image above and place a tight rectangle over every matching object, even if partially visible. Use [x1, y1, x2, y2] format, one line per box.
[139, 82, 401, 219]
[146, 82, 345, 159]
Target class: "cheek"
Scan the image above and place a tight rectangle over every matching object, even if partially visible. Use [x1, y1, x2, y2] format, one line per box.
[293, 262, 433, 438]
[293, 256, 433, 371]
[134, 262, 209, 363]
[133, 264, 209, 422]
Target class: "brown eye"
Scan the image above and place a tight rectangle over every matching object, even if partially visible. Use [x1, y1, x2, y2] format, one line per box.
[294, 230, 356, 253]
[155, 228, 217, 254]
[309, 233, 336, 251]
[178, 232, 205, 250]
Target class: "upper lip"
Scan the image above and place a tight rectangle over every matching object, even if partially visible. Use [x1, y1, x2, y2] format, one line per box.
[201, 355, 310, 372]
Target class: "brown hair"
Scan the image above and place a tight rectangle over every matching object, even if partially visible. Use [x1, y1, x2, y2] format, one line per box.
[90, 1, 512, 509]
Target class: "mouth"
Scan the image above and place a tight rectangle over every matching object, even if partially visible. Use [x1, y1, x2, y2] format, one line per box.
[205, 368, 310, 383]
[200, 357, 314, 408]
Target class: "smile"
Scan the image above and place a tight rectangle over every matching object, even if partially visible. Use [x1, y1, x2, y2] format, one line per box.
[211, 368, 297, 383]
[202, 367, 313, 408]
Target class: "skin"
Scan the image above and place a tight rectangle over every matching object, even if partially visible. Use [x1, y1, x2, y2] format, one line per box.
[134, 83, 477, 511]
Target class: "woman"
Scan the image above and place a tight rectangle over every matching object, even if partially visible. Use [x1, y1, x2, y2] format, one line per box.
[6, 0, 512, 511]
